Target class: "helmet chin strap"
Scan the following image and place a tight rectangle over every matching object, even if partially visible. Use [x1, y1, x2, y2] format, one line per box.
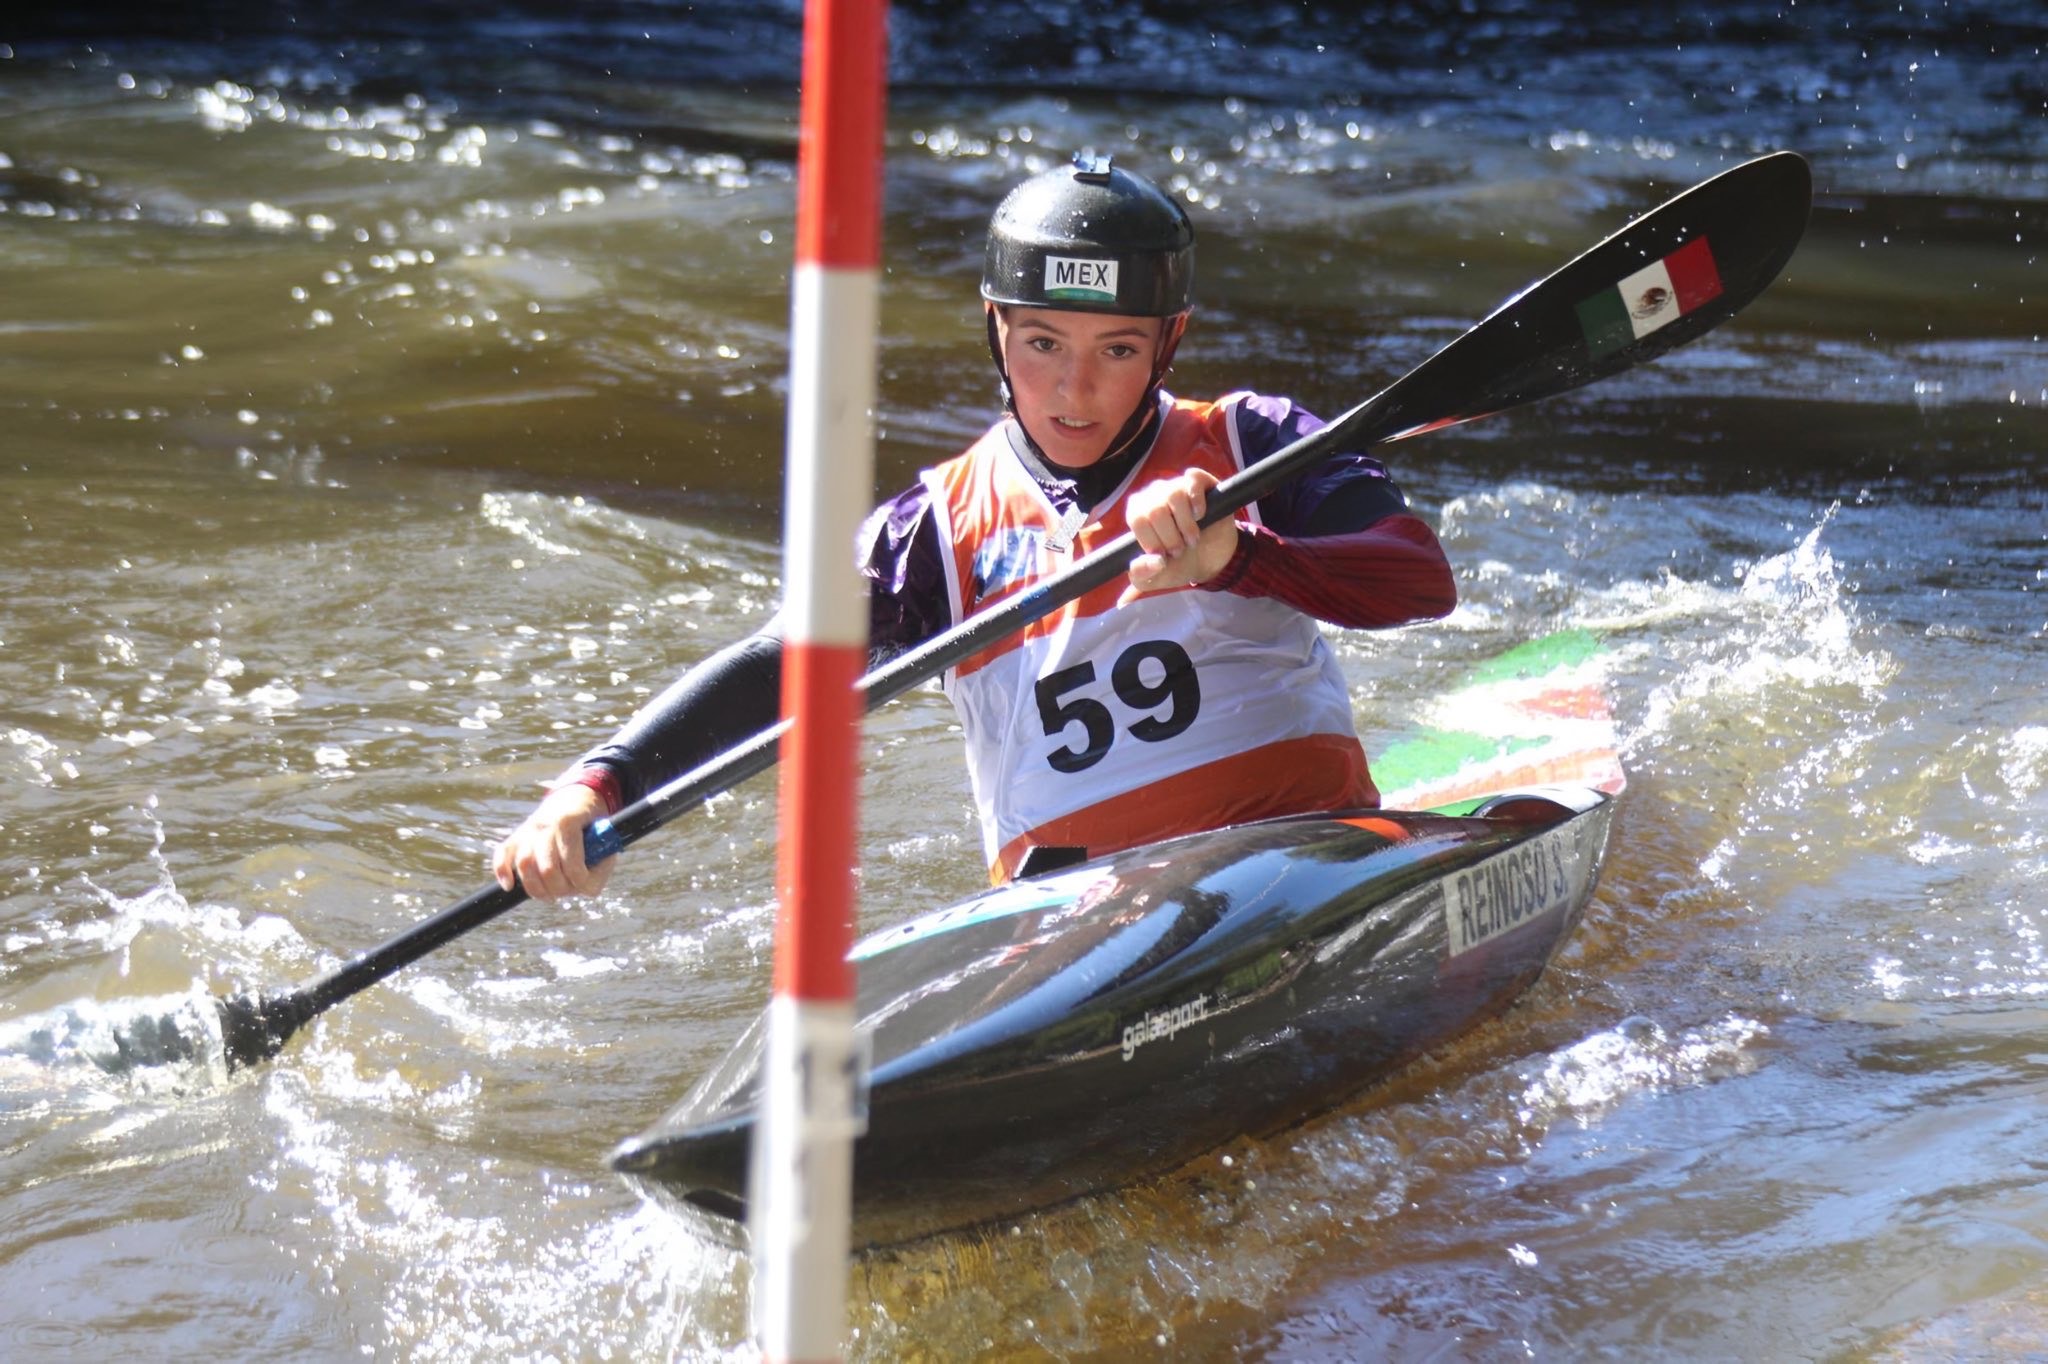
[985, 304, 1015, 414]
[985, 305, 1189, 472]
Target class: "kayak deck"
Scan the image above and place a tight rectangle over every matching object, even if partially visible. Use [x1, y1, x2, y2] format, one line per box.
[611, 784, 1617, 1248]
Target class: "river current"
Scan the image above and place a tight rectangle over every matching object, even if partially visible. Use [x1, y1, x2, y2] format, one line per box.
[1, 3, 2043, 1359]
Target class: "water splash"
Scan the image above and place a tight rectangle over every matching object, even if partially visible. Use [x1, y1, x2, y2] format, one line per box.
[2000, 727, 2048, 802]
[1514, 1014, 1770, 1126]
[0, 989, 225, 1079]
[253, 1068, 746, 1360]
[1631, 505, 1893, 757]
[0, 799, 302, 1081]
[479, 490, 584, 559]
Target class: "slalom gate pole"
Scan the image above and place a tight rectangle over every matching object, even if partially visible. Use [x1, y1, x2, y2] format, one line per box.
[749, 1, 887, 1359]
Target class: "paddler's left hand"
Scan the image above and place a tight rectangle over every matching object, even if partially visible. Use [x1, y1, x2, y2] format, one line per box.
[1119, 467, 1239, 604]
[492, 782, 613, 901]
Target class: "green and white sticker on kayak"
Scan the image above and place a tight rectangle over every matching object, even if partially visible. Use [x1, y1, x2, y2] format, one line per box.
[1372, 628, 1626, 814]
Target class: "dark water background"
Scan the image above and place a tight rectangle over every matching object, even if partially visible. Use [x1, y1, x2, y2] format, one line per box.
[1, 2, 2042, 1359]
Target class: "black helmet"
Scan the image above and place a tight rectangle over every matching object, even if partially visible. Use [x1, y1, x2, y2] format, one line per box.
[980, 154, 1195, 316]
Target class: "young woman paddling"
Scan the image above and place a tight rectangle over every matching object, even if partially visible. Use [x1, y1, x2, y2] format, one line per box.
[494, 153, 1456, 899]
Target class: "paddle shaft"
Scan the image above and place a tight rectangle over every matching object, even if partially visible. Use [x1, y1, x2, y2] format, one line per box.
[217, 151, 1811, 1067]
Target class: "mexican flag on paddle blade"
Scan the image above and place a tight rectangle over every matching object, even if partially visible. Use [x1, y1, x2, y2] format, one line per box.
[1574, 236, 1724, 359]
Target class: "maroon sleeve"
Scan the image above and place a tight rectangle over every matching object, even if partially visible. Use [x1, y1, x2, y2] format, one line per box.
[1202, 513, 1456, 629]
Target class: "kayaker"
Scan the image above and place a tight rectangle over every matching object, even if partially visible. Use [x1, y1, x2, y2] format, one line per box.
[494, 153, 1456, 899]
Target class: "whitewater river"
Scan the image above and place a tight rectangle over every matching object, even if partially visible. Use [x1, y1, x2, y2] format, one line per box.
[1, 3, 2042, 1358]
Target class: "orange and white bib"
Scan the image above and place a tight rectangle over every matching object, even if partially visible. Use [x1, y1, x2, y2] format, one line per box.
[925, 392, 1375, 882]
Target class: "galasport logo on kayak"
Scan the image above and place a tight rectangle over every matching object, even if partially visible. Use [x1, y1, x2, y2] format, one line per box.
[1044, 254, 1119, 304]
[1121, 992, 1212, 1061]
[1446, 825, 1575, 956]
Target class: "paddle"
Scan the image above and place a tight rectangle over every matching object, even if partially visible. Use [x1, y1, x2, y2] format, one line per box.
[202, 150, 1810, 1072]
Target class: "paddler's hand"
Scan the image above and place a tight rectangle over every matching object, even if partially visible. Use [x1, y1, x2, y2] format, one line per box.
[1119, 467, 1239, 604]
[492, 782, 613, 901]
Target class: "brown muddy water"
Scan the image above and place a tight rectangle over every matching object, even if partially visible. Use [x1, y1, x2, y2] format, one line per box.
[1, 3, 2043, 1359]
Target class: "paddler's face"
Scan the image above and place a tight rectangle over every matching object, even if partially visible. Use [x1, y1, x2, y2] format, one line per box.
[996, 307, 1163, 469]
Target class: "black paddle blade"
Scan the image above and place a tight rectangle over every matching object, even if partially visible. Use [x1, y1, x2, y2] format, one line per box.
[215, 990, 317, 1071]
[1367, 150, 1813, 441]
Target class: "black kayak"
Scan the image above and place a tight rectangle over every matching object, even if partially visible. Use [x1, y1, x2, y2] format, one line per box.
[610, 783, 1616, 1248]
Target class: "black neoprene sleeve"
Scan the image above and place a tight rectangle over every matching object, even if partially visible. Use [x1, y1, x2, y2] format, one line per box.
[576, 630, 786, 808]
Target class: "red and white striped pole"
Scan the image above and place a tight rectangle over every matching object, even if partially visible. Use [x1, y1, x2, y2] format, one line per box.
[750, 0, 886, 1359]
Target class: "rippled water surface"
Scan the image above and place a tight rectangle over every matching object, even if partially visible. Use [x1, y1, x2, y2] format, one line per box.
[1, 3, 2043, 1359]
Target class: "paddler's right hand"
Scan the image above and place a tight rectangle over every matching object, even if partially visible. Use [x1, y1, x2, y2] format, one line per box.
[1119, 466, 1240, 604]
[492, 782, 613, 900]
